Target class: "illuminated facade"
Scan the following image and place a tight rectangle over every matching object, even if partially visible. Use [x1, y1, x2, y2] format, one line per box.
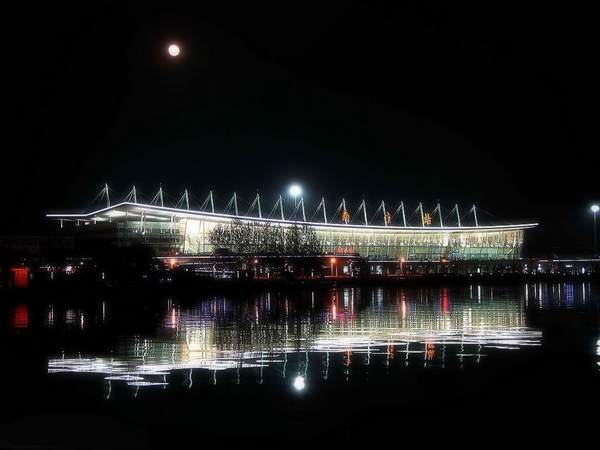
[47, 197, 537, 260]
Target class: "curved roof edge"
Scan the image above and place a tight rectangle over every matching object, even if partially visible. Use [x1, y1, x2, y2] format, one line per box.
[46, 202, 539, 233]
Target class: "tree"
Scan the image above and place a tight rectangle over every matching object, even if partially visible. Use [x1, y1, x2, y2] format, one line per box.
[208, 220, 321, 256]
[285, 223, 301, 255]
[208, 224, 230, 249]
[299, 224, 321, 255]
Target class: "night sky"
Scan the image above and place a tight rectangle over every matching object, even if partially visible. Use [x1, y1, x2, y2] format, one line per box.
[5, 2, 598, 255]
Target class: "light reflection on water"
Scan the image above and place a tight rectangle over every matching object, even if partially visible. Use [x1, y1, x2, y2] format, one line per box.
[39, 282, 600, 395]
[44, 284, 577, 392]
[523, 281, 595, 309]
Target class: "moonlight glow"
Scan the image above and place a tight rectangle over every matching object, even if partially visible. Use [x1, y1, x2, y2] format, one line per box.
[168, 44, 180, 57]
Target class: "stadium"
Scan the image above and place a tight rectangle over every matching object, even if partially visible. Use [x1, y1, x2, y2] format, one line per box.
[46, 185, 537, 262]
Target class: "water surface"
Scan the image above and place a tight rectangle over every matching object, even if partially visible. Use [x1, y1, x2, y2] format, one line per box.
[2, 282, 599, 447]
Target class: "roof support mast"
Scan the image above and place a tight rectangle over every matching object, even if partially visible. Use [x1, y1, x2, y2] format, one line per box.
[401, 201, 407, 227]
[382, 200, 387, 226]
[330, 198, 348, 224]
[473, 205, 479, 227]
[455, 204, 461, 227]
[419, 203, 425, 227]
[151, 187, 164, 207]
[124, 186, 137, 204]
[301, 197, 306, 222]
[256, 194, 262, 219]
[362, 200, 368, 226]
[104, 183, 110, 208]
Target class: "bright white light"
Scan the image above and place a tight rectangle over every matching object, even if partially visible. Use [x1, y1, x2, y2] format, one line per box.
[168, 44, 180, 57]
[591, 204, 600, 213]
[293, 375, 305, 391]
[289, 184, 302, 198]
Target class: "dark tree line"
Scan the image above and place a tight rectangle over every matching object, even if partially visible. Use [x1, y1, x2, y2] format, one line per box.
[209, 219, 322, 255]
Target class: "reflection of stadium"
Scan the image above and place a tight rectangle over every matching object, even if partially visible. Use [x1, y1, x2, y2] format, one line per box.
[48, 287, 542, 389]
[47, 187, 537, 260]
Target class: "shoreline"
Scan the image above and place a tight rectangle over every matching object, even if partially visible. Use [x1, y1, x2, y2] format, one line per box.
[1, 273, 598, 301]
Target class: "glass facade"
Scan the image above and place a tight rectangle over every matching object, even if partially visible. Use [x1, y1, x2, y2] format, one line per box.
[174, 218, 524, 260]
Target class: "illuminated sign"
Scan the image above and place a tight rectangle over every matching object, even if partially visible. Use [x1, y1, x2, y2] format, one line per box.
[423, 213, 432, 226]
[341, 209, 350, 224]
[384, 211, 392, 225]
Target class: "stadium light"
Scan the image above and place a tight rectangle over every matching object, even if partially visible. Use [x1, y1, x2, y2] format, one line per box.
[289, 184, 302, 211]
[288, 184, 302, 198]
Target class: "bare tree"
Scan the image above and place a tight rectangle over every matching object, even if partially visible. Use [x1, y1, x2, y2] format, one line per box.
[299, 224, 321, 256]
[209, 220, 321, 256]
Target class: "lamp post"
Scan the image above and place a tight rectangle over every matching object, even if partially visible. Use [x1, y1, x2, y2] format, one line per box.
[330, 257, 337, 278]
[592, 204, 599, 256]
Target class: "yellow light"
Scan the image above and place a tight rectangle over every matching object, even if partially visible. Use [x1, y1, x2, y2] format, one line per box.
[330, 257, 336, 263]
[423, 212, 432, 226]
[341, 209, 350, 224]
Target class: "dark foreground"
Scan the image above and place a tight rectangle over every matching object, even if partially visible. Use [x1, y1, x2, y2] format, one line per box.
[1, 282, 599, 448]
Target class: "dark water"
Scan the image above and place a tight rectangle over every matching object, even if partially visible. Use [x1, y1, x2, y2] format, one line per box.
[2, 282, 599, 447]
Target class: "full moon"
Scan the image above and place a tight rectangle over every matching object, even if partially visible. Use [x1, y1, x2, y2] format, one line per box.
[167, 44, 180, 57]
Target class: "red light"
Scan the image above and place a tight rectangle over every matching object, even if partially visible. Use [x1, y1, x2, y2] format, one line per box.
[442, 288, 449, 314]
[13, 304, 29, 329]
[10, 268, 29, 288]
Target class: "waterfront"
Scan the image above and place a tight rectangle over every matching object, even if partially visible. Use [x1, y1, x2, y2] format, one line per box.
[2, 282, 599, 447]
